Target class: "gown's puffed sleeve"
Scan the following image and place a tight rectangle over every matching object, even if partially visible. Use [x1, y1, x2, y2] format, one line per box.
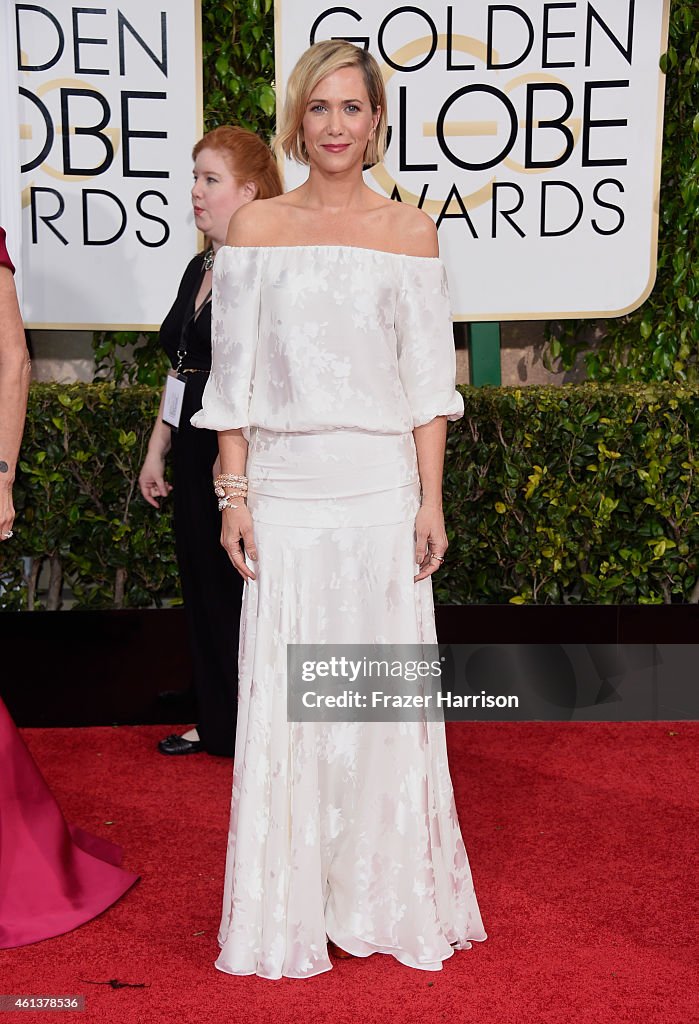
[395, 258, 464, 428]
[191, 246, 262, 438]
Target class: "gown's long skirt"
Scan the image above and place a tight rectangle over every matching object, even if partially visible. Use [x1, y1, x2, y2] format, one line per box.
[0, 698, 138, 949]
[216, 429, 486, 979]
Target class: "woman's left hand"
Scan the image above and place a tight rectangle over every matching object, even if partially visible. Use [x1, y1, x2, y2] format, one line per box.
[414, 504, 448, 582]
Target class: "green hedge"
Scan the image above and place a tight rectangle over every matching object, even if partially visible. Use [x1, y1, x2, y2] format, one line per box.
[441, 383, 699, 605]
[2, 383, 697, 610]
[2, 385, 172, 611]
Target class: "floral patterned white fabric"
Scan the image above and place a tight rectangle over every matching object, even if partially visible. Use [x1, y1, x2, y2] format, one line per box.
[193, 245, 486, 979]
[192, 245, 464, 439]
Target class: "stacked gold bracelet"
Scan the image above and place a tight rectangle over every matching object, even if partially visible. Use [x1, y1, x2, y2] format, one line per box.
[214, 473, 248, 511]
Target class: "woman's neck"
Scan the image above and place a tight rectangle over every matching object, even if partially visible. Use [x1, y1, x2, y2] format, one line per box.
[300, 166, 371, 213]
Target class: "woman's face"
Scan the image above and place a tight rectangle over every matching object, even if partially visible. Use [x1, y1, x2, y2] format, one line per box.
[301, 65, 380, 174]
[191, 147, 254, 248]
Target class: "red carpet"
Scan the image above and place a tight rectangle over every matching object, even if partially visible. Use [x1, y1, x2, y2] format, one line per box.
[3, 723, 697, 1024]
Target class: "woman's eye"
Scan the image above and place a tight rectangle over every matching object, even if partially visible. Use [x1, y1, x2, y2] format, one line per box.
[346, 105, 359, 113]
[310, 104, 326, 113]
[207, 177, 217, 184]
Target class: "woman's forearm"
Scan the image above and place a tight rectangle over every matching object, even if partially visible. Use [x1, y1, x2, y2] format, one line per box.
[218, 429, 249, 475]
[413, 416, 447, 507]
[146, 390, 173, 458]
[0, 347, 31, 482]
[0, 270, 31, 482]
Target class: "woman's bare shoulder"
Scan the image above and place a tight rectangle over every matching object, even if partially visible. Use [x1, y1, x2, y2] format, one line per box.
[225, 195, 292, 247]
[386, 203, 439, 258]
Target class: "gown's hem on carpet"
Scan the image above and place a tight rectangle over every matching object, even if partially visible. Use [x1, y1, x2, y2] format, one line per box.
[326, 930, 451, 972]
[1, 877, 139, 950]
[214, 956, 334, 981]
[214, 929, 487, 979]
[325, 926, 488, 972]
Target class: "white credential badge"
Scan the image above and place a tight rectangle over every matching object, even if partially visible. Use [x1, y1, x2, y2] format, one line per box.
[162, 369, 187, 429]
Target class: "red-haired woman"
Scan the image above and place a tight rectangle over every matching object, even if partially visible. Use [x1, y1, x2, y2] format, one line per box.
[139, 128, 282, 757]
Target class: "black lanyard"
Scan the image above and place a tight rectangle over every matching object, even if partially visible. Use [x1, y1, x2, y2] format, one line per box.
[176, 256, 212, 372]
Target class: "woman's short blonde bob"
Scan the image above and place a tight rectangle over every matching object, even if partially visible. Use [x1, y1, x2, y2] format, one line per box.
[275, 40, 388, 167]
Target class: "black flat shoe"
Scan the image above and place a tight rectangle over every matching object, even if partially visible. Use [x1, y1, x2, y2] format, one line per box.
[158, 734, 204, 755]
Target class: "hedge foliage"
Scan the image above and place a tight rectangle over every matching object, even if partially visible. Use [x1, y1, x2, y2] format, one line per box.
[2, 383, 697, 610]
[201, 0, 276, 133]
[438, 383, 699, 605]
[1, 385, 173, 611]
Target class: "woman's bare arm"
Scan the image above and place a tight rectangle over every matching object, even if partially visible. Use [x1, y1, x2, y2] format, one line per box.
[0, 267, 31, 540]
[138, 389, 173, 507]
[413, 416, 449, 582]
[218, 429, 258, 580]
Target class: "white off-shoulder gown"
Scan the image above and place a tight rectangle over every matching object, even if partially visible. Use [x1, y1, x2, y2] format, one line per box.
[192, 245, 486, 979]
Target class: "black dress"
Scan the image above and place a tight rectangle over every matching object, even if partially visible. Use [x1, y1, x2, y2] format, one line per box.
[159, 252, 243, 756]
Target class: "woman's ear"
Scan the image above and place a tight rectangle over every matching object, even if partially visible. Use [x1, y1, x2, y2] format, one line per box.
[242, 180, 258, 202]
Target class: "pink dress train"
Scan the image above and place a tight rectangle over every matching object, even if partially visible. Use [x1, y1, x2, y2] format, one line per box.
[0, 698, 138, 949]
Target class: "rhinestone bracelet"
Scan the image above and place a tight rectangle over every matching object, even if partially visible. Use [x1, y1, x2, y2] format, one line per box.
[215, 474, 248, 484]
[218, 495, 247, 511]
[214, 481, 248, 498]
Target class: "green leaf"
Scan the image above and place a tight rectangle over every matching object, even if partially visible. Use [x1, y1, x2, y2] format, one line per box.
[258, 84, 276, 117]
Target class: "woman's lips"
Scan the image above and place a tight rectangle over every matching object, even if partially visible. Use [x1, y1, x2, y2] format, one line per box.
[322, 144, 350, 153]
[193, 207, 204, 215]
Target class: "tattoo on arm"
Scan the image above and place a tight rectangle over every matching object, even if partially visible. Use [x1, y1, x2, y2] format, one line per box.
[0, 461, 8, 473]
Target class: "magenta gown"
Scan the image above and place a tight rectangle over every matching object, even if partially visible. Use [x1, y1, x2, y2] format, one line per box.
[0, 230, 138, 947]
[0, 698, 139, 949]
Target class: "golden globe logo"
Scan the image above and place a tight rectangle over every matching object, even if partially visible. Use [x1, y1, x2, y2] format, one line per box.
[14, 1, 201, 329]
[310, 5, 632, 236]
[279, 1, 670, 320]
[18, 6, 169, 249]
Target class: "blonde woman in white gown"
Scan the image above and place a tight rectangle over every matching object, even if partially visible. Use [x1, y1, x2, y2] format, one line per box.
[192, 39, 486, 979]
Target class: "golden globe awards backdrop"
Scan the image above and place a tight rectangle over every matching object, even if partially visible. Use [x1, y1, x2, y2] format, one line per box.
[0, 4, 23, 304]
[276, 1, 671, 321]
[15, 1, 202, 329]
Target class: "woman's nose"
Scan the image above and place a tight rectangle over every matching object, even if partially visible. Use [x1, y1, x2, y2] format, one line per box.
[327, 110, 344, 135]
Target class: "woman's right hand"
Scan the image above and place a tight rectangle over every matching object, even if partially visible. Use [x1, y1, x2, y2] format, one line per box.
[221, 504, 258, 581]
[139, 452, 172, 508]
